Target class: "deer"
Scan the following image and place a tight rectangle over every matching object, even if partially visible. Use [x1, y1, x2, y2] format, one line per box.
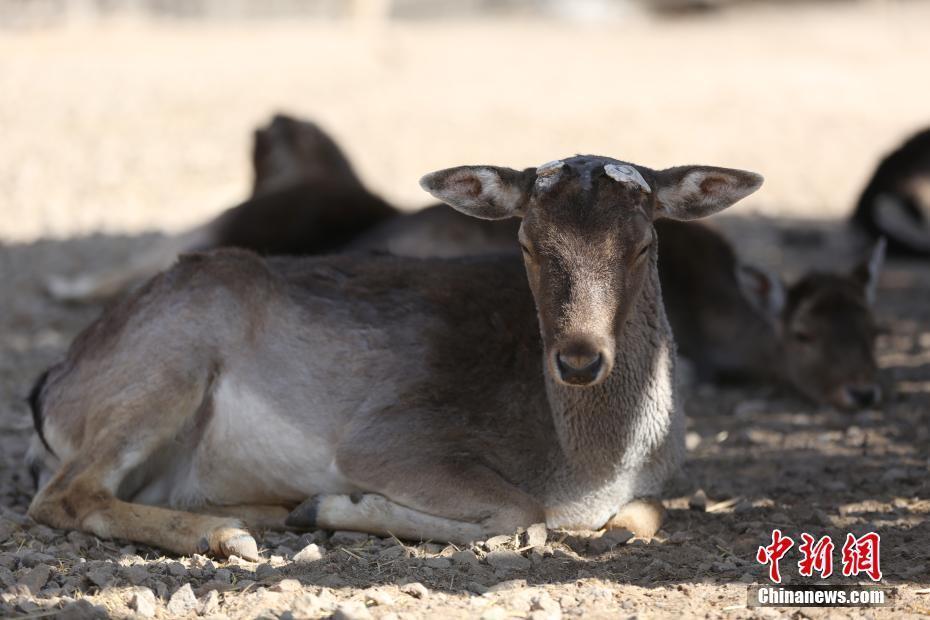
[27, 155, 763, 559]
[852, 126, 930, 257]
[45, 115, 396, 302]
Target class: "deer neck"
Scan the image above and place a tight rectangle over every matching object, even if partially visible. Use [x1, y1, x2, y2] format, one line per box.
[543, 266, 678, 478]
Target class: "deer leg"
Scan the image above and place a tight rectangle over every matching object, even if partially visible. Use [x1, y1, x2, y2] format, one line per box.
[605, 498, 665, 538]
[194, 504, 292, 532]
[29, 460, 260, 560]
[288, 451, 546, 544]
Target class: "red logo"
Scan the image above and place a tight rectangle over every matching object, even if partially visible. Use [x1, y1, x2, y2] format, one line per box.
[841, 532, 882, 582]
[756, 529, 794, 584]
[756, 531, 882, 583]
[798, 533, 835, 579]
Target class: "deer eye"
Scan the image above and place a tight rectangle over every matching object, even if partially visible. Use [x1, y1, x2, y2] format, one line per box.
[792, 330, 815, 344]
[636, 241, 652, 260]
[520, 242, 533, 257]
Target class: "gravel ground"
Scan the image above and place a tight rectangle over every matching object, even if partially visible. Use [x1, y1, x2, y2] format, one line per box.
[2, 5, 930, 619]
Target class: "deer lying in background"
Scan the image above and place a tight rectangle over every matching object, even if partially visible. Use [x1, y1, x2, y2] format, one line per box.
[27, 156, 763, 558]
[852, 126, 930, 257]
[249, 118, 888, 410]
[46, 115, 396, 301]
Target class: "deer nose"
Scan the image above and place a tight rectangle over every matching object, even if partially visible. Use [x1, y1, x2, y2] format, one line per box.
[555, 346, 604, 386]
[844, 385, 881, 408]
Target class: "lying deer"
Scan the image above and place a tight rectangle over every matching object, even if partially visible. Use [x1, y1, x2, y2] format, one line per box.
[46, 115, 396, 301]
[852, 126, 930, 257]
[28, 156, 763, 558]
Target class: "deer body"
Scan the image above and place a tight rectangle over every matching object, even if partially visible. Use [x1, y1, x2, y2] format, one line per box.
[29, 155, 761, 557]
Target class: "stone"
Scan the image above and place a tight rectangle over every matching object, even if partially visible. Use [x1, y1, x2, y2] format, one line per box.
[488, 579, 527, 592]
[364, 588, 394, 606]
[85, 565, 115, 589]
[166, 583, 199, 616]
[199, 589, 220, 615]
[331, 601, 373, 620]
[255, 563, 277, 579]
[166, 562, 188, 578]
[485, 550, 531, 572]
[129, 587, 157, 618]
[689, 489, 708, 511]
[122, 564, 149, 585]
[293, 543, 324, 564]
[399, 581, 429, 599]
[484, 535, 513, 550]
[329, 531, 370, 546]
[451, 550, 480, 567]
[213, 568, 232, 583]
[271, 578, 303, 593]
[17, 564, 51, 594]
[56, 599, 109, 619]
[523, 523, 547, 548]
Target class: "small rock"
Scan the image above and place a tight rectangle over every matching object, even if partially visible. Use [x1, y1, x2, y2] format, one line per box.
[484, 534, 513, 550]
[733, 499, 753, 514]
[122, 564, 149, 586]
[213, 568, 232, 583]
[423, 557, 451, 569]
[467, 581, 489, 594]
[451, 549, 480, 567]
[255, 563, 277, 579]
[488, 578, 527, 592]
[293, 543, 323, 564]
[667, 531, 690, 544]
[689, 489, 708, 512]
[199, 589, 220, 615]
[531, 591, 562, 620]
[332, 601, 373, 620]
[364, 588, 394, 606]
[56, 599, 109, 619]
[480, 607, 507, 620]
[166, 562, 188, 578]
[17, 564, 51, 594]
[485, 550, 531, 572]
[523, 523, 548, 549]
[129, 587, 157, 618]
[399, 581, 429, 599]
[685, 432, 702, 451]
[166, 583, 199, 616]
[85, 565, 115, 589]
[272, 578, 303, 593]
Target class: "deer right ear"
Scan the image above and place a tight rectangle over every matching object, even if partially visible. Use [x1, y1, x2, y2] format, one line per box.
[653, 166, 764, 221]
[419, 166, 534, 220]
[736, 264, 786, 325]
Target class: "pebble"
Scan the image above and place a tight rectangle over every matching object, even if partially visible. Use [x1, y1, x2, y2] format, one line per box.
[451, 549, 480, 567]
[166, 561, 188, 578]
[331, 601, 373, 620]
[484, 535, 513, 550]
[399, 581, 429, 599]
[166, 583, 199, 616]
[272, 578, 303, 593]
[364, 588, 394, 606]
[685, 431, 702, 451]
[485, 549, 531, 572]
[17, 564, 51, 594]
[689, 489, 708, 512]
[85, 565, 115, 589]
[199, 589, 220, 615]
[293, 543, 324, 564]
[213, 568, 232, 583]
[523, 523, 548, 548]
[255, 563, 277, 579]
[129, 587, 157, 618]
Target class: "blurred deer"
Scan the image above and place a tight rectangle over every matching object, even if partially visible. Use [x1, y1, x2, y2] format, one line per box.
[852, 126, 930, 257]
[27, 156, 763, 557]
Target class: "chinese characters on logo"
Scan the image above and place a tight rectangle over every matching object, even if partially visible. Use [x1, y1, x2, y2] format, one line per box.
[756, 531, 882, 583]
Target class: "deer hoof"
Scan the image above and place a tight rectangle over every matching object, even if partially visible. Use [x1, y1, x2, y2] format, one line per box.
[215, 527, 260, 561]
[285, 495, 321, 530]
[605, 498, 665, 539]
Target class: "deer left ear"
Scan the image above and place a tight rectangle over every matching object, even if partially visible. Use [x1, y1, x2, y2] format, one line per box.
[419, 165, 535, 220]
[653, 166, 764, 221]
[852, 237, 886, 306]
[736, 263, 786, 326]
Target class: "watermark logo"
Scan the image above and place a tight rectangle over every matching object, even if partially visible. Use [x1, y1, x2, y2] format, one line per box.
[756, 530, 882, 584]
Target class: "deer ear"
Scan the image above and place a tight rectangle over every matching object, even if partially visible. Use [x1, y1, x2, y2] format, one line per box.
[736, 264, 786, 324]
[654, 166, 763, 221]
[851, 237, 886, 306]
[419, 166, 534, 220]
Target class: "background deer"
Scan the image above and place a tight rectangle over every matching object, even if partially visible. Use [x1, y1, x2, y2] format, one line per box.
[852, 126, 930, 257]
[27, 156, 762, 559]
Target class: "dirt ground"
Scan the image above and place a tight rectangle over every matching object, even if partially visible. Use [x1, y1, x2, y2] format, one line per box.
[1, 4, 930, 619]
